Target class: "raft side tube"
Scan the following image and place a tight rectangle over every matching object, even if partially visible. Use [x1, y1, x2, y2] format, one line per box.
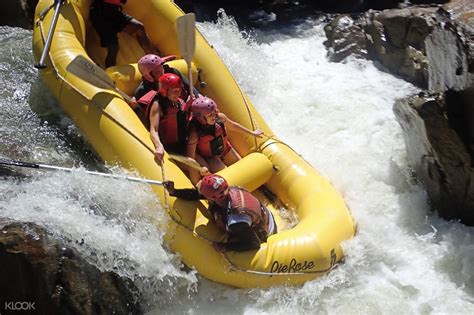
[105, 60, 199, 96]
[217, 152, 273, 192]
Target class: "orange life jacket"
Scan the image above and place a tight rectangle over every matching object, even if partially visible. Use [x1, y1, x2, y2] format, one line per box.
[195, 120, 232, 158]
[137, 91, 189, 149]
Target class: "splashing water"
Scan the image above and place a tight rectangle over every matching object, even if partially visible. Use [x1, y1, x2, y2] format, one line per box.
[1, 10, 474, 314]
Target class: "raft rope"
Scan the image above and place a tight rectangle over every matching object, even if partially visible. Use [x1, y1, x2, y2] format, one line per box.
[230, 75, 260, 151]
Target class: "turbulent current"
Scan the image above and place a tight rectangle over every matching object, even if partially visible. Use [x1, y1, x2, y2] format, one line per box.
[1, 12, 474, 314]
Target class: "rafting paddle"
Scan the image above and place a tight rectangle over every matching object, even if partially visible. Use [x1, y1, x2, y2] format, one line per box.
[168, 154, 204, 172]
[176, 13, 196, 100]
[66, 55, 132, 102]
[0, 158, 164, 186]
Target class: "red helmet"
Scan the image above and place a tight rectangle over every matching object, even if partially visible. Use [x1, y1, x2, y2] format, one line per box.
[138, 54, 176, 82]
[199, 174, 229, 202]
[158, 73, 182, 96]
[191, 97, 217, 124]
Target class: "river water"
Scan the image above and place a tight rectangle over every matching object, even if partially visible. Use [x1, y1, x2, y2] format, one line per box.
[1, 11, 473, 314]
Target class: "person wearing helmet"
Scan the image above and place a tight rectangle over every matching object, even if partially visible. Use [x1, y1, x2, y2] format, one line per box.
[129, 54, 199, 117]
[139, 73, 191, 163]
[163, 174, 277, 251]
[89, 0, 159, 68]
[135, 54, 177, 99]
[128, 53, 175, 119]
[185, 96, 263, 183]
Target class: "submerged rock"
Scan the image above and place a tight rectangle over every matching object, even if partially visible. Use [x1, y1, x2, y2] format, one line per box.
[0, 221, 142, 314]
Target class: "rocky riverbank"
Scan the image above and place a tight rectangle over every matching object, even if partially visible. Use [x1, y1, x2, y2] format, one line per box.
[323, 0, 473, 225]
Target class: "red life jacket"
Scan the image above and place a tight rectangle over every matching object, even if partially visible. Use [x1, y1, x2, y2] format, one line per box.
[213, 187, 270, 238]
[137, 90, 157, 127]
[137, 91, 189, 149]
[195, 120, 232, 158]
[103, 0, 123, 5]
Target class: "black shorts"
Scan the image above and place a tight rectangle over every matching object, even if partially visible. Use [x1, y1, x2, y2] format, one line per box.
[89, 2, 133, 47]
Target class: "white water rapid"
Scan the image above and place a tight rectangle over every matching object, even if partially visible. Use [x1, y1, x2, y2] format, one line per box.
[1, 11, 473, 314]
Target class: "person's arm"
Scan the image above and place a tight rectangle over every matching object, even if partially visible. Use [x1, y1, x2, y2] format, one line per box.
[149, 101, 165, 164]
[185, 127, 209, 184]
[163, 181, 204, 200]
[218, 113, 263, 137]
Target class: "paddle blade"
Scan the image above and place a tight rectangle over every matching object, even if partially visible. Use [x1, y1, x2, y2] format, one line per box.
[168, 154, 203, 171]
[66, 55, 131, 101]
[176, 13, 196, 64]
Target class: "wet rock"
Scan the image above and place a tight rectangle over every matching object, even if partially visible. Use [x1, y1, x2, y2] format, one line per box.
[0, 0, 37, 29]
[324, 15, 369, 62]
[324, 1, 473, 90]
[388, 1, 474, 225]
[0, 221, 142, 314]
[426, 1, 474, 91]
[394, 91, 474, 225]
[324, 7, 438, 87]
[366, 7, 437, 88]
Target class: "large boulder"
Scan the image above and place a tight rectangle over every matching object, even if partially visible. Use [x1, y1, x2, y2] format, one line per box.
[0, 0, 37, 29]
[392, 1, 474, 225]
[325, 6, 439, 88]
[0, 221, 142, 314]
[394, 90, 474, 225]
[364, 7, 437, 88]
[324, 1, 473, 90]
[426, 1, 474, 91]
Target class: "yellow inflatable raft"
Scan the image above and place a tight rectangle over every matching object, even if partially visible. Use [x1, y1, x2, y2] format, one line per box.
[32, 0, 356, 288]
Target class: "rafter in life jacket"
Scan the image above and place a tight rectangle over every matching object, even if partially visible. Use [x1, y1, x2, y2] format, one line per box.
[212, 187, 270, 240]
[194, 120, 231, 158]
[137, 90, 190, 148]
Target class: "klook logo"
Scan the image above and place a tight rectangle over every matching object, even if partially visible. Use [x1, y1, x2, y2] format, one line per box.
[4, 301, 36, 311]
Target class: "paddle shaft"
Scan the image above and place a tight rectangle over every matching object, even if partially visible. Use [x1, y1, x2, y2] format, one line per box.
[0, 158, 163, 186]
[35, 0, 64, 69]
[188, 65, 193, 99]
